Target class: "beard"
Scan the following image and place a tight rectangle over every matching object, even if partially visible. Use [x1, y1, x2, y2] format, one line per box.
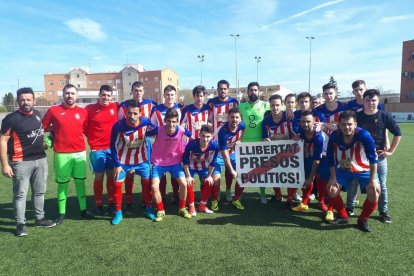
[20, 104, 33, 113]
[248, 94, 259, 102]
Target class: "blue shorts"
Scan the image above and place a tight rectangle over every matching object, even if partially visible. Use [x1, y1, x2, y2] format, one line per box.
[152, 163, 185, 179]
[336, 168, 377, 193]
[189, 167, 220, 179]
[216, 154, 236, 171]
[317, 157, 330, 180]
[89, 149, 114, 173]
[115, 162, 150, 181]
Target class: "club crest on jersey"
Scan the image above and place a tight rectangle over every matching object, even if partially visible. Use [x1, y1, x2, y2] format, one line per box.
[128, 139, 142, 148]
[271, 134, 289, 140]
[217, 113, 228, 122]
[192, 121, 202, 130]
[110, 109, 115, 115]
[75, 113, 80, 120]
[339, 159, 352, 170]
[36, 115, 41, 121]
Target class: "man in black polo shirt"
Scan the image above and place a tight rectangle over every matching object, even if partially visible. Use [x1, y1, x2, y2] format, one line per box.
[1, 87, 56, 237]
[350, 89, 402, 224]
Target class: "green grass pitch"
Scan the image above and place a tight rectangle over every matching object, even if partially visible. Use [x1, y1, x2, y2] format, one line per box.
[1, 124, 413, 275]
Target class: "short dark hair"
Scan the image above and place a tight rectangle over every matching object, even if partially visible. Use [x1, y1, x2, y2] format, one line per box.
[16, 87, 34, 100]
[322, 83, 337, 91]
[228, 107, 241, 116]
[268, 94, 283, 103]
[131, 81, 144, 90]
[99, 85, 113, 95]
[127, 99, 140, 109]
[63, 84, 77, 93]
[200, 124, 213, 134]
[339, 110, 356, 122]
[217, 80, 230, 88]
[165, 108, 179, 120]
[247, 82, 259, 91]
[352, 80, 366, 89]
[311, 96, 319, 102]
[192, 85, 206, 97]
[164, 85, 176, 94]
[363, 89, 380, 99]
[300, 110, 313, 118]
[297, 92, 311, 101]
[284, 93, 296, 103]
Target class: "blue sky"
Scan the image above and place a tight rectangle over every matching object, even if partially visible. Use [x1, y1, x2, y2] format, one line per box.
[1, 0, 413, 99]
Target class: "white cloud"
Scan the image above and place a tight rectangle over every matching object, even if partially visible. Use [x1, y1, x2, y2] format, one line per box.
[262, 0, 345, 28]
[380, 14, 413, 23]
[64, 18, 107, 42]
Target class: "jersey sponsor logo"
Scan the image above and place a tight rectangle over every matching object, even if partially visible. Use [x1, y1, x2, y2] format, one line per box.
[96, 109, 101, 113]
[127, 139, 142, 148]
[36, 115, 41, 121]
[60, 112, 65, 116]
[192, 121, 202, 130]
[216, 113, 228, 122]
[75, 113, 80, 120]
[110, 109, 115, 115]
[339, 158, 352, 170]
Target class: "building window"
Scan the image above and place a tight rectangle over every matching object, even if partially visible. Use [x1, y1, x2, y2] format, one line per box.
[155, 88, 159, 93]
[128, 73, 131, 76]
[116, 79, 120, 84]
[145, 78, 148, 81]
[409, 91, 414, 98]
[411, 52, 414, 60]
[77, 74, 80, 78]
[89, 80, 94, 84]
[97, 80, 101, 84]
[60, 80, 65, 86]
[49, 91, 54, 96]
[77, 84, 80, 88]
[108, 80, 113, 84]
[128, 82, 131, 86]
[409, 72, 414, 80]
[48, 80, 53, 86]
[154, 77, 159, 81]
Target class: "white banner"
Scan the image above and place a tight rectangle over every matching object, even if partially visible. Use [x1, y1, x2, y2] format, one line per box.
[236, 140, 305, 188]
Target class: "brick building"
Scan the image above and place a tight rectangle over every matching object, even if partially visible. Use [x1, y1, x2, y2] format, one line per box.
[401, 39, 414, 103]
[44, 65, 179, 104]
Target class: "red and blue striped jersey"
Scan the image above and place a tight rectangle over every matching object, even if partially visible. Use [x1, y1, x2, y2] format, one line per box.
[327, 127, 378, 173]
[118, 99, 157, 120]
[180, 104, 212, 140]
[110, 117, 154, 166]
[182, 139, 219, 170]
[207, 97, 238, 130]
[216, 121, 245, 155]
[150, 103, 182, 126]
[262, 112, 294, 140]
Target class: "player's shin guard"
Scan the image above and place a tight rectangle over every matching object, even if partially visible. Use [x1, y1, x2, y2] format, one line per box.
[160, 175, 167, 200]
[57, 181, 69, 214]
[201, 180, 212, 203]
[113, 180, 123, 211]
[301, 182, 314, 205]
[316, 176, 329, 211]
[106, 175, 114, 204]
[287, 188, 295, 203]
[141, 178, 152, 208]
[358, 199, 378, 221]
[212, 180, 220, 201]
[125, 174, 134, 204]
[225, 168, 233, 190]
[74, 178, 87, 211]
[329, 194, 348, 219]
[171, 177, 179, 200]
[93, 179, 103, 207]
[233, 182, 244, 200]
[187, 181, 195, 206]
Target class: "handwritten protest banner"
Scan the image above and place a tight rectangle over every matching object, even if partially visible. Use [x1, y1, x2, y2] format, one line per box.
[236, 140, 304, 188]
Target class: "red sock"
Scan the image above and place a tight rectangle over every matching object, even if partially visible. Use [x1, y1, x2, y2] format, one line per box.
[233, 182, 244, 200]
[201, 180, 212, 203]
[125, 174, 134, 204]
[187, 181, 195, 205]
[358, 199, 378, 221]
[113, 181, 123, 211]
[156, 201, 164, 211]
[160, 175, 167, 199]
[316, 176, 327, 204]
[287, 188, 295, 203]
[141, 178, 152, 208]
[329, 194, 348, 219]
[301, 182, 314, 205]
[106, 176, 114, 204]
[179, 200, 186, 209]
[93, 179, 103, 207]
[171, 177, 179, 199]
[212, 180, 220, 201]
[225, 168, 233, 190]
[273, 187, 282, 198]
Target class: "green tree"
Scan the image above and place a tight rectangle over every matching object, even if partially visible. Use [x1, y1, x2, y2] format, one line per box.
[329, 76, 341, 98]
[2, 92, 15, 112]
[0, 105, 7, 113]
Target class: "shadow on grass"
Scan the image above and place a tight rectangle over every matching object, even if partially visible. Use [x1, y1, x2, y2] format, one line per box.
[196, 192, 354, 231]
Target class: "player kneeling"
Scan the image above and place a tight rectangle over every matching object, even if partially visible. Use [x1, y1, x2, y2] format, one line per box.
[148, 108, 192, 222]
[183, 125, 221, 215]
